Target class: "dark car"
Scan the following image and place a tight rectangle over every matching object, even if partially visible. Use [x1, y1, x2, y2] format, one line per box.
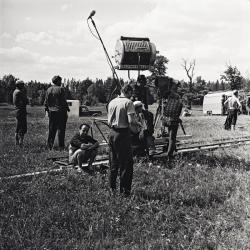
[79, 105, 102, 117]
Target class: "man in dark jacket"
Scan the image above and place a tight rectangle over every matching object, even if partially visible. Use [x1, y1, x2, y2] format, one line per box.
[44, 75, 70, 150]
[69, 123, 99, 171]
[13, 80, 29, 146]
[162, 91, 183, 160]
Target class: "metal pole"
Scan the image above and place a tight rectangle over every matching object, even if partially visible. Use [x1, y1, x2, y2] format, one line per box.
[90, 18, 120, 83]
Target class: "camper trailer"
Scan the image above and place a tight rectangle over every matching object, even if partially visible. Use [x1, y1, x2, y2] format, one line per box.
[203, 91, 233, 115]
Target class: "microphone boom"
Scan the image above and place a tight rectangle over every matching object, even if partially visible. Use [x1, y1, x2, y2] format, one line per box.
[88, 10, 96, 19]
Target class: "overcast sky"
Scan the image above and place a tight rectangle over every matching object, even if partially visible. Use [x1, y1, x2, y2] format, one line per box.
[1, 0, 250, 83]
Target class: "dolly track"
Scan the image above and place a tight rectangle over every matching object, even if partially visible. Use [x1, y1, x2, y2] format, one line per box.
[1, 136, 250, 181]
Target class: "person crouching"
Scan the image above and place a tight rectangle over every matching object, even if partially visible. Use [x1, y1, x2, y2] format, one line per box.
[69, 123, 99, 172]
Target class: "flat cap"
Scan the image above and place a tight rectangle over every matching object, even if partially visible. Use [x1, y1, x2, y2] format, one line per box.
[134, 100, 143, 108]
[15, 80, 24, 88]
[52, 75, 62, 84]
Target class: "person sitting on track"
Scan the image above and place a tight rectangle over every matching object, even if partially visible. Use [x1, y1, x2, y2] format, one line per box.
[69, 123, 99, 172]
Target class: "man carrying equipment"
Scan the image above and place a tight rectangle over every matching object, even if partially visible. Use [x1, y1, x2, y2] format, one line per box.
[108, 84, 136, 196]
[161, 89, 183, 160]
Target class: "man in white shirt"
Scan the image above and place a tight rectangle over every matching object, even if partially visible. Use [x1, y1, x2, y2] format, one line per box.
[108, 84, 137, 196]
[224, 90, 242, 130]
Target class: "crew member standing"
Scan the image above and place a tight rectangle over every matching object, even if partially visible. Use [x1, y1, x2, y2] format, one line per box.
[224, 90, 241, 130]
[132, 74, 148, 110]
[44, 75, 70, 150]
[13, 80, 29, 147]
[108, 84, 136, 196]
[162, 89, 183, 160]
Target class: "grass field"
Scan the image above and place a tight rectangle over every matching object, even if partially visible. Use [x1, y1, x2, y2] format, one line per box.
[1, 103, 250, 249]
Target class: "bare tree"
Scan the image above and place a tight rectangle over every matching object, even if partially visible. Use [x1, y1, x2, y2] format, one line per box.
[181, 59, 196, 91]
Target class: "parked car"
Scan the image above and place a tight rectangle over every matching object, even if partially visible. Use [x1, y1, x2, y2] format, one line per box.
[79, 105, 102, 117]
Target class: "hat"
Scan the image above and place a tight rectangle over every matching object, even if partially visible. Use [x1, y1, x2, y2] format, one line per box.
[134, 101, 143, 108]
[233, 90, 238, 95]
[15, 80, 24, 88]
[52, 75, 62, 85]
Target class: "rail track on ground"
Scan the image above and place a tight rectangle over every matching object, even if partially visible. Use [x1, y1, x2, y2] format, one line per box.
[1, 135, 250, 181]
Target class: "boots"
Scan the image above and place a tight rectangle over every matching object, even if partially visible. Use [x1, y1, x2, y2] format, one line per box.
[15, 133, 24, 147]
[19, 135, 24, 147]
[15, 133, 19, 145]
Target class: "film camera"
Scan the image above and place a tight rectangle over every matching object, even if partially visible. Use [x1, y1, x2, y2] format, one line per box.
[154, 76, 178, 99]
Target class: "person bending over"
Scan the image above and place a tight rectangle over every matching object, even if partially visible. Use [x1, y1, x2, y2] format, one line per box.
[131, 101, 156, 156]
[69, 123, 99, 171]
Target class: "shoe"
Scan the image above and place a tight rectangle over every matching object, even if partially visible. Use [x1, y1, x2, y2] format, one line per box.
[75, 166, 82, 173]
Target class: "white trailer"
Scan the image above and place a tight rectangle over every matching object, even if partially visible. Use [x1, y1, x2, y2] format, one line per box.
[203, 91, 233, 115]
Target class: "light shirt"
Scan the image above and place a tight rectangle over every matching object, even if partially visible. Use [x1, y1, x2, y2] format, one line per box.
[132, 112, 147, 134]
[224, 95, 241, 110]
[108, 94, 135, 128]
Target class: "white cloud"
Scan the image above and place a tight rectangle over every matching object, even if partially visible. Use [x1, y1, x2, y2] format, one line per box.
[0, 47, 39, 63]
[61, 3, 72, 12]
[25, 17, 32, 21]
[15, 20, 91, 47]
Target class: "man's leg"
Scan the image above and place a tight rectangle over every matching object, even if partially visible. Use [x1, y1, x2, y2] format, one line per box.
[232, 111, 237, 130]
[109, 131, 119, 192]
[87, 148, 98, 169]
[15, 117, 20, 145]
[167, 125, 178, 160]
[118, 131, 134, 195]
[58, 111, 68, 150]
[19, 114, 27, 147]
[47, 112, 57, 149]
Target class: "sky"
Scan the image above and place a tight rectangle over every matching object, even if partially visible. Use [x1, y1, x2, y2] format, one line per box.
[1, 0, 250, 83]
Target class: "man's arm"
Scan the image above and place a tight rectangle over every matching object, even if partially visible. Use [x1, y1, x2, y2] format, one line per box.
[60, 88, 70, 112]
[87, 141, 99, 150]
[70, 134, 83, 148]
[44, 90, 49, 112]
[224, 98, 229, 106]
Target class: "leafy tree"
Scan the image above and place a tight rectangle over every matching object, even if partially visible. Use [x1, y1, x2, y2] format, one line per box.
[220, 65, 243, 90]
[220, 80, 225, 91]
[2, 74, 18, 103]
[149, 54, 169, 77]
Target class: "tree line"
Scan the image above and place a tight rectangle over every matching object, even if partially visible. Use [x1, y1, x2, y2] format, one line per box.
[1, 55, 250, 106]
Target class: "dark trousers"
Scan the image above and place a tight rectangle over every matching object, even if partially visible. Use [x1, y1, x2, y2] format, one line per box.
[167, 124, 179, 158]
[15, 110, 27, 136]
[109, 128, 134, 195]
[225, 110, 238, 130]
[47, 111, 67, 149]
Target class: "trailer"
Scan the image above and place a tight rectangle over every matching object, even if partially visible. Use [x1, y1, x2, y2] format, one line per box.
[203, 91, 233, 115]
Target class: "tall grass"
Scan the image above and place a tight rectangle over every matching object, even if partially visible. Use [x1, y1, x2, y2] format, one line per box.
[1, 105, 250, 249]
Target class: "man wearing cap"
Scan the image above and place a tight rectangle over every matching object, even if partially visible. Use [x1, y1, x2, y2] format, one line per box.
[13, 80, 29, 146]
[224, 90, 242, 130]
[132, 101, 156, 156]
[108, 84, 137, 196]
[44, 75, 70, 150]
[132, 74, 148, 110]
